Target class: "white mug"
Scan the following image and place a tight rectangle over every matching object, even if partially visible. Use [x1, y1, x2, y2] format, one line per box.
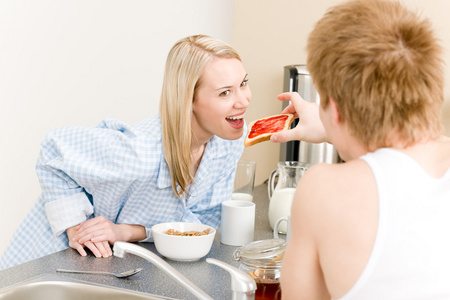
[220, 200, 255, 246]
[273, 215, 291, 242]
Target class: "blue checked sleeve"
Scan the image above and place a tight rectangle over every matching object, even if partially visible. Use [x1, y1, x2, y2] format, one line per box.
[36, 120, 139, 236]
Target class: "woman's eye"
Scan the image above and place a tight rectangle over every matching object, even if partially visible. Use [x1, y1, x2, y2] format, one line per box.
[241, 79, 249, 87]
[220, 90, 231, 97]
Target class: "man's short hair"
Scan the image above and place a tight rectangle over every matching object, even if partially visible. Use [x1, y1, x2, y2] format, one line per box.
[307, 0, 444, 147]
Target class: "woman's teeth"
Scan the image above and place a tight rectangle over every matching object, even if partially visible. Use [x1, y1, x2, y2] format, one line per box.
[226, 114, 245, 129]
[226, 115, 244, 120]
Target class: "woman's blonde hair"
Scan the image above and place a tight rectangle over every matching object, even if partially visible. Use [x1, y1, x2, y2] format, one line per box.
[160, 35, 241, 197]
[307, 0, 444, 148]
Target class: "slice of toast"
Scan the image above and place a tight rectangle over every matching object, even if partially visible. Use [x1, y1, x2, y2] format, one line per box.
[244, 113, 294, 147]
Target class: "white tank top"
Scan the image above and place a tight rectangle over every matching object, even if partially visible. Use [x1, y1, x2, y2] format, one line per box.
[337, 148, 450, 300]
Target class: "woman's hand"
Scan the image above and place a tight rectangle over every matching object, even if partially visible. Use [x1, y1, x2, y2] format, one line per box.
[67, 224, 112, 258]
[67, 216, 146, 258]
[270, 92, 329, 144]
[74, 216, 124, 246]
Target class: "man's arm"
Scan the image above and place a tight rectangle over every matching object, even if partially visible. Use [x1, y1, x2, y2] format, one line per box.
[280, 165, 330, 300]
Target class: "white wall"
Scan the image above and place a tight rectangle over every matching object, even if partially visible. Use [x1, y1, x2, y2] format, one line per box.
[234, 0, 450, 186]
[0, 0, 234, 254]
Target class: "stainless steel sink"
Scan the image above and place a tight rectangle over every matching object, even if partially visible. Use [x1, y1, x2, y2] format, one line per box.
[0, 274, 177, 300]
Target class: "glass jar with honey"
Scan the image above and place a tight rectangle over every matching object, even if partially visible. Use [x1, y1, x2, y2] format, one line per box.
[233, 239, 286, 300]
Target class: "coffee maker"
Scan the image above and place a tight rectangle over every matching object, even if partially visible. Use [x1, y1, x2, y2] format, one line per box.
[280, 65, 341, 164]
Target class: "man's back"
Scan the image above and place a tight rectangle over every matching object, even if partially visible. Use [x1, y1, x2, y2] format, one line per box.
[337, 145, 450, 299]
[281, 138, 450, 299]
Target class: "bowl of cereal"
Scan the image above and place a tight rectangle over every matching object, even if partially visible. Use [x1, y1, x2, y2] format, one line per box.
[151, 222, 216, 261]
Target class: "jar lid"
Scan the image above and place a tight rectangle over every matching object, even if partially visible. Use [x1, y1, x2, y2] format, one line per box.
[233, 239, 286, 269]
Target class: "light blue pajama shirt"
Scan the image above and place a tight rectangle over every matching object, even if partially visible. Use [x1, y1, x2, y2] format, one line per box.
[0, 115, 245, 270]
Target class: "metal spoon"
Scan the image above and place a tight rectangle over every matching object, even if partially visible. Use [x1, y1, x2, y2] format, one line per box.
[56, 267, 143, 278]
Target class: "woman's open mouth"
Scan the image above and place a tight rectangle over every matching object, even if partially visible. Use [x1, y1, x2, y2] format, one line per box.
[226, 114, 245, 129]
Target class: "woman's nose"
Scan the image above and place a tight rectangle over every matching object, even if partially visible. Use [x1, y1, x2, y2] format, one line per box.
[234, 89, 251, 108]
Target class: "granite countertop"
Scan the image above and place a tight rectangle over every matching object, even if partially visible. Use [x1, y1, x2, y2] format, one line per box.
[0, 182, 284, 299]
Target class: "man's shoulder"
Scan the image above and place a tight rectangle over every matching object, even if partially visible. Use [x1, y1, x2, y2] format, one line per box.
[301, 159, 372, 188]
[297, 159, 376, 212]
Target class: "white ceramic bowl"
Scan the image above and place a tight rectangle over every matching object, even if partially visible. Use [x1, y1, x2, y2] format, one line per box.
[151, 222, 216, 261]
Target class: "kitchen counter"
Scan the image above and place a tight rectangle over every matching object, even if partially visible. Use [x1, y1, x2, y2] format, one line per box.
[0, 182, 284, 299]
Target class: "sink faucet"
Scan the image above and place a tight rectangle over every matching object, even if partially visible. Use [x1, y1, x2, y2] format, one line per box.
[113, 242, 256, 300]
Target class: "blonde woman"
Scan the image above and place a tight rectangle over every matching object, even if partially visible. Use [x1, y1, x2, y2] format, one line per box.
[0, 35, 250, 269]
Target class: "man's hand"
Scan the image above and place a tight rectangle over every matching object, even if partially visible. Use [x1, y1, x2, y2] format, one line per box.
[270, 92, 329, 144]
